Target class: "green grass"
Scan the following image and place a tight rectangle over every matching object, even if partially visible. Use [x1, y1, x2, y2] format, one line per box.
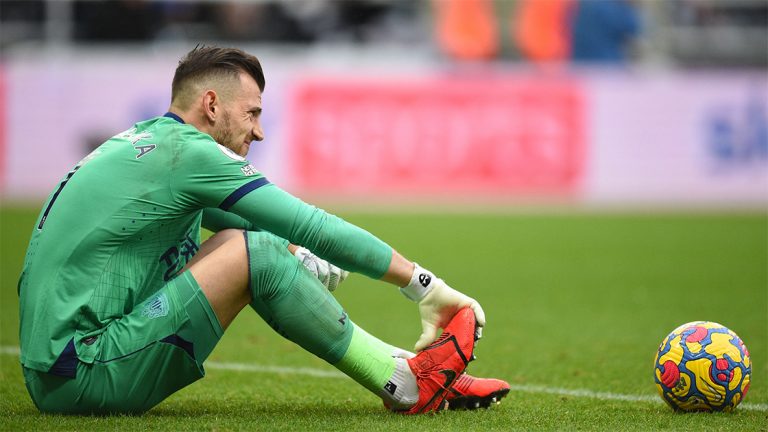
[1, 205, 766, 431]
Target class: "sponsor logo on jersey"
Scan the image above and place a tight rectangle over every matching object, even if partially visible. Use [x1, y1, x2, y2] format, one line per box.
[217, 143, 246, 161]
[159, 233, 200, 282]
[241, 164, 258, 176]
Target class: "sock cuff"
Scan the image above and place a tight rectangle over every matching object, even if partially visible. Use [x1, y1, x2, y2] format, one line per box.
[380, 358, 418, 409]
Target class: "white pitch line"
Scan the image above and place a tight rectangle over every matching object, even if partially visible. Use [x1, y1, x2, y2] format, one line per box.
[510, 384, 657, 403]
[1, 346, 20, 356]
[507, 384, 768, 412]
[205, 360, 345, 379]
[1, 345, 765, 412]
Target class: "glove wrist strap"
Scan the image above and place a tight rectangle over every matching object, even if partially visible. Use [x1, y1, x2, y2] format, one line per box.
[400, 264, 436, 302]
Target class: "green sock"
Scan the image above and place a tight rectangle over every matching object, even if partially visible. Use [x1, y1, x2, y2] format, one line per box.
[244, 232, 412, 401]
[334, 325, 396, 394]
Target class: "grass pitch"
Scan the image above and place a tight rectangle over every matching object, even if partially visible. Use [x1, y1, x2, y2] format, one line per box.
[0, 205, 766, 431]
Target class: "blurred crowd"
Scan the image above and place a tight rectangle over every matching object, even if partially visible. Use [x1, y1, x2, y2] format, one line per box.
[1, 0, 766, 67]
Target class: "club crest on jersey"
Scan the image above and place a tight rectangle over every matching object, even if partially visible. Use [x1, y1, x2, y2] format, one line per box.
[217, 144, 246, 161]
[141, 293, 169, 319]
[241, 164, 258, 176]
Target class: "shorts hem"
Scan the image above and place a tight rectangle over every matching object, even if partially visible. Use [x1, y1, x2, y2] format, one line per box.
[177, 271, 224, 339]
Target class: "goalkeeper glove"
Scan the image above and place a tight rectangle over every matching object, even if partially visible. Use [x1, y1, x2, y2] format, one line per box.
[293, 246, 349, 291]
[400, 264, 486, 352]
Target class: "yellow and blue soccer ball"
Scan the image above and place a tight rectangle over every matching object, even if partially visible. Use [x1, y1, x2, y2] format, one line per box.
[653, 321, 751, 412]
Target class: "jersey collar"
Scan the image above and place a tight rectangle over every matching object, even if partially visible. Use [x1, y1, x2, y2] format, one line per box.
[163, 112, 186, 124]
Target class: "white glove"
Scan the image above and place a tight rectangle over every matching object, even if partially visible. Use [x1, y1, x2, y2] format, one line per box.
[293, 247, 349, 291]
[400, 264, 486, 352]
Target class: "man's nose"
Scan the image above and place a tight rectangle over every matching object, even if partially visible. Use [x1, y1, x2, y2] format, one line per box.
[252, 124, 264, 142]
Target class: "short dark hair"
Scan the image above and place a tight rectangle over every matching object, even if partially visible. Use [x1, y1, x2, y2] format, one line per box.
[171, 45, 265, 104]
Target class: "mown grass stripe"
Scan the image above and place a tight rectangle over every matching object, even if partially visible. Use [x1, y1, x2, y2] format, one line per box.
[2, 345, 764, 412]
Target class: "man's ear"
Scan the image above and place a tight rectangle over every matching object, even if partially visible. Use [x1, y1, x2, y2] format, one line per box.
[202, 90, 218, 123]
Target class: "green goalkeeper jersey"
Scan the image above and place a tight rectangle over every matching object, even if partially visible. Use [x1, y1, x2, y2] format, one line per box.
[19, 114, 392, 375]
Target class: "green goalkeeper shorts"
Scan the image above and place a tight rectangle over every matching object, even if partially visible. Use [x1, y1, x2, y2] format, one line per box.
[22, 271, 223, 414]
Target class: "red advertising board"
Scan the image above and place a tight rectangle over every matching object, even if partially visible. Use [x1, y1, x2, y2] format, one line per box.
[289, 76, 585, 197]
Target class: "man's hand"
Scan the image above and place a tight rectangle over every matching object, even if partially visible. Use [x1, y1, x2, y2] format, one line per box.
[399, 264, 485, 352]
[414, 279, 485, 351]
[293, 246, 349, 291]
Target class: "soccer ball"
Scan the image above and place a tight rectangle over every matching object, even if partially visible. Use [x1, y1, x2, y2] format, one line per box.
[653, 321, 751, 412]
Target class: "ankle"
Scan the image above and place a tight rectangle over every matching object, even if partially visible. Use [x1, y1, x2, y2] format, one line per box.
[379, 357, 418, 410]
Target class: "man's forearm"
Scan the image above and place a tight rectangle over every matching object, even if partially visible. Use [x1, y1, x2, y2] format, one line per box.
[381, 250, 415, 287]
[229, 184, 392, 279]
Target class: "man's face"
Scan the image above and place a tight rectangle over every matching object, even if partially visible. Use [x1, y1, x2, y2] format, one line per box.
[211, 72, 264, 157]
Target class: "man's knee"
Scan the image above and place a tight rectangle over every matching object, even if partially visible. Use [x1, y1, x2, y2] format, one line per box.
[244, 231, 292, 262]
[244, 231, 301, 298]
[192, 230, 288, 290]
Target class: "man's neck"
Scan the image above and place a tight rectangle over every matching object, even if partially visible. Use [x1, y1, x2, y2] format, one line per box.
[166, 107, 211, 135]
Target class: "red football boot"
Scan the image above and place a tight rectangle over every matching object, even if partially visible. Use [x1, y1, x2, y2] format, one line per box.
[395, 307, 477, 414]
[446, 373, 511, 410]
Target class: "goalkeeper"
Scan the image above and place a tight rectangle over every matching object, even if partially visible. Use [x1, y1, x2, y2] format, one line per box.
[18, 46, 509, 415]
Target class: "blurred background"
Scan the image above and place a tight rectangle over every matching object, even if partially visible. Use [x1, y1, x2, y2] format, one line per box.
[0, 3, 766, 421]
[0, 0, 766, 207]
